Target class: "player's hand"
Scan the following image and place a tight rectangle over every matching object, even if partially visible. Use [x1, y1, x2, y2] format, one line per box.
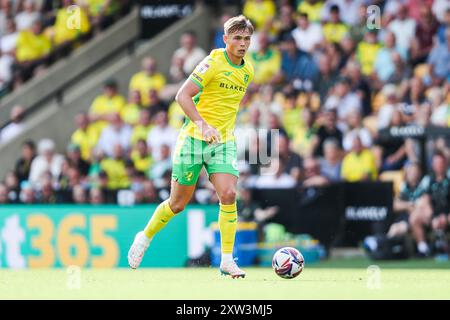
[202, 124, 221, 144]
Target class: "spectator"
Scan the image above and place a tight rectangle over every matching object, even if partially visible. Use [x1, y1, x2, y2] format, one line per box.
[374, 108, 409, 172]
[313, 108, 343, 157]
[38, 173, 57, 204]
[0, 49, 14, 95]
[28, 138, 64, 187]
[129, 57, 166, 107]
[14, 19, 52, 85]
[292, 107, 318, 158]
[71, 112, 99, 162]
[345, 60, 372, 117]
[427, 28, 450, 85]
[172, 30, 206, 75]
[80, 0, 119, 33]
[0, 183, 8, 204]
[235, 106, 263, 160]
[14, 140, 36, 183]
[297, 0, 325, 23]
[72, 184, 88, 204]
[321, 0, 362, 27]
[14, 0, 41, 31]
[100, 144, 130, 190]
[343, 112, 372, 152]
[410, 152, 450, 256]
[320, 137, 342, 182]
[20, 181, 36, 204]
[130, 108, 153, 146]
[1, 18, 18, 57]
[388, 162, 423, 238]
[120, 90, 141, 126]
[410, 5, 439, 66]
[252, 158, 297, 189]
[96, 112, 132, 157]
[131, 139, 153, 175]
[242, 0, 276, 31]
[324, 76, 362, 124]
[213, 13, 231, 49]
[322, 4, 349, 44]
[0, 105, 26, 144]
[356, 30, 382, 76]
[89, 187, 105, 204]
[150, 144, 172, 189]
[341, 135, 377, 182]
[273, 3, 296, 43]
[277, 133, 302, 183]
[302, 156, 329, 187]
[51, 0, 91, 58]
[387, 4, 417, 53]
[275, 35, 318, 89]
[4, 171, 20, 203]
[291, 12, 323, 53]
[374, 31, 407, 83]
[146, 110, 177, 161]
[248, 32, 281, 86]
[314, 53, 338, 101]
[66, 143, 90, 176]
[89, 78, 126, 133]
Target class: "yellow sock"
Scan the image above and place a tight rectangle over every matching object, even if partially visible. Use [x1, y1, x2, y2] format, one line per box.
[218, 202, 238, 254]
[143, 199, 176, 239]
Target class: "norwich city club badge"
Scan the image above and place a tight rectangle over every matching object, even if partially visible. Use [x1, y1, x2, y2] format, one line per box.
[244, 74, 249, 84]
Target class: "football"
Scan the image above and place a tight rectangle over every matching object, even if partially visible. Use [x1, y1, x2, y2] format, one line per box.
[272, 247, 305, 279]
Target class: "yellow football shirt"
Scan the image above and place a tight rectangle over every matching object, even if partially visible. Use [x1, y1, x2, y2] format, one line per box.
[71, 125, 99, 161]
[243, 0, 276, 31]
[100, 158, 130, 189]
[323, 23, 349, 43]
[89, 94, 126, 131]
[16, 30, 51, 62]
[341, 149, 378, 182]
[53, 6, 90, 45]
[248, 47, 281, 85]
[357, 41, 383, 75]
[129, 71, 166, 106]
[184, 48, 254, 142]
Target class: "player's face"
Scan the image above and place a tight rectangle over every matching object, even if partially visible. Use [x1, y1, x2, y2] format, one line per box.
[224, 30, 252, 59]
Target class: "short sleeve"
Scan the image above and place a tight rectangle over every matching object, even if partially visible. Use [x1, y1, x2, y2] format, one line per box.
[189, 56, 216, 89]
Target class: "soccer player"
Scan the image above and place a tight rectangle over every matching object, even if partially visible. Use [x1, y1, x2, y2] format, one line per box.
[128, 15, 254, 278]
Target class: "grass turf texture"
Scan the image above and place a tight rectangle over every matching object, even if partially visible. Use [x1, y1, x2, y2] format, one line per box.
[1, 258, 449, 299]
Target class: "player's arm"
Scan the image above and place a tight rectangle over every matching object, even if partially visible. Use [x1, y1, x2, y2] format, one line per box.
[175, 77, 220, 143]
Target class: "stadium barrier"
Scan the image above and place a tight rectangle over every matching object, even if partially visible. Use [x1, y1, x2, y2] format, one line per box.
[0, 182, 392, 268]
[0, 204, 219, 269]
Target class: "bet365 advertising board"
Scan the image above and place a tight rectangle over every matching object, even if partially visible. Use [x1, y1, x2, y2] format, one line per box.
[0, 205, 219, 268]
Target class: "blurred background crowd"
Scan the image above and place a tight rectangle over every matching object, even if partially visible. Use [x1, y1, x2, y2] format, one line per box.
[0, 0, 449, 256]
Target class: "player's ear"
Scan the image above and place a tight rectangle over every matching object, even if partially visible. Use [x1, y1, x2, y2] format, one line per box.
[223, 34, 228, 45]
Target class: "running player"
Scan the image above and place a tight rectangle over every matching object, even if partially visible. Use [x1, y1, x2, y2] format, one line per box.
[128, 15, 254, 278]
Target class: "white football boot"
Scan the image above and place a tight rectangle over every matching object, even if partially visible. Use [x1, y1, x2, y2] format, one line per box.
[128, 231, 151, 269]
[219, 259, 246, 278]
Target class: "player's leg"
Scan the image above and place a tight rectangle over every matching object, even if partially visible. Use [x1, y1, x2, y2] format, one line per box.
[128, 181, 196, 269]
[205, 139, 244, 277]
[209, 172, 244, 278]
[128, 134, 202, 268]
[409, 195, 433, 255]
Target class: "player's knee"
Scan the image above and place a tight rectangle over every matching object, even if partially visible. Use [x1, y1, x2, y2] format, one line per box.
[219, 188, 237, 204]
[168, 200, 185, 214]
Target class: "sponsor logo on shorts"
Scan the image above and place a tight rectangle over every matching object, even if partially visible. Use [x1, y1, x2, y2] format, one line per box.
[184, 171, 194, 181]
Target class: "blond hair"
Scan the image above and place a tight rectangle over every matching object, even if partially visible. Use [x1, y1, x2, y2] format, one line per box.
[224, 15, 254, 35]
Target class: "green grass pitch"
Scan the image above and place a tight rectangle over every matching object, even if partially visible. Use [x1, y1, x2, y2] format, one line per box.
[1, 258, 449, 299]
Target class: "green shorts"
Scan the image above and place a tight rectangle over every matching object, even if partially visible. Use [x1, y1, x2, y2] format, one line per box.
[171, 133, 239, 185]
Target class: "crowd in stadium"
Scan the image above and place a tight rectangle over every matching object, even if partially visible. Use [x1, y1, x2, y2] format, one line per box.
[0, 0, 131, 97]
[0, 0, 449, 256]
